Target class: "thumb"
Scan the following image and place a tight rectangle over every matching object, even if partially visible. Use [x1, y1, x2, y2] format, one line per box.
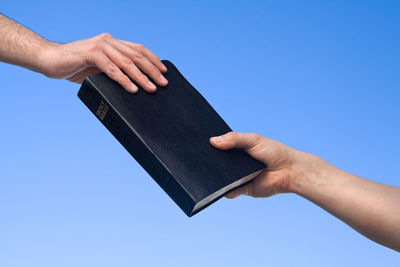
[210, 132, 260, 150]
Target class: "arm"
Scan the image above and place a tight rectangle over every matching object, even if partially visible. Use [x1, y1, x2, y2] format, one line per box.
[0, 14, 167, 93]
[210, 132, 400, 252]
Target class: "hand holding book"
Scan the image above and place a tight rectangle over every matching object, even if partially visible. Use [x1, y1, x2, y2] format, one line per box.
[210, 132, 297, 198]
[210, 131, 400, 252]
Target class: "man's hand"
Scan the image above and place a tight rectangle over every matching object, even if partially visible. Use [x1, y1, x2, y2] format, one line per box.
[0, 14, 167, 93]
[210, 132, 312, 198]
[41, 33, 168, 93]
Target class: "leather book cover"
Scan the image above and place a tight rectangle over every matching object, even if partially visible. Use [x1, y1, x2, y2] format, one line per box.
[78, 60, 266, 216]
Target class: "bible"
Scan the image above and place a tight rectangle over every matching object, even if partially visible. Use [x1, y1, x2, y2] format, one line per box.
[78, 60, 265, 216]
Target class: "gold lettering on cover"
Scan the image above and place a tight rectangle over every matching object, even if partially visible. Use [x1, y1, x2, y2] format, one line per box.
[95, 101, 109, 120]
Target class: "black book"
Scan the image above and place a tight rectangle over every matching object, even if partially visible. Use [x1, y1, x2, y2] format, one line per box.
[78, 60, 265, 216]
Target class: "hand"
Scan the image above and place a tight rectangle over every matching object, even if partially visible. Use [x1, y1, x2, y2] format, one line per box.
[211, 132, 400, 251]
[40, 33, 168, 93]
[210, 132, 316, 198]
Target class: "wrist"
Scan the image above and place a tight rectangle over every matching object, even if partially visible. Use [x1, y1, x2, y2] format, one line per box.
[287, 150, 330, 196]
[36, 41, 61, 77]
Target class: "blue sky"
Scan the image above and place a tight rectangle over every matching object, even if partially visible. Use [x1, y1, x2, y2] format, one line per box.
[1, 0, 399, 266]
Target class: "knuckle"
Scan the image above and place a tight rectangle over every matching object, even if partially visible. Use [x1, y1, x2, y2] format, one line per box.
[107, 64, 119, 73]
[136, 73, 148, 83]
[249, 133, 260, 140]
[226, 131, 237, 139]
[114, 73, 129, 85]
[120, 57, 132, 68]
[133, 52, 144, 60]
[149, 66, 159, 75]
[98, 32, 112, 40]
[120, 76, 131, 84]
[224, 132, 238, 145]
[248, 133, 261, 147]
[135, 43, 145, 50]
[86, 42, 99, 53]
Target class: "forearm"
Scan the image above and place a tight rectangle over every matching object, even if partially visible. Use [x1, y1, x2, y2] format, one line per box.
[0, 14, 168, 92]
[0, 14, 52, 73]
[290, 152, 400, 251]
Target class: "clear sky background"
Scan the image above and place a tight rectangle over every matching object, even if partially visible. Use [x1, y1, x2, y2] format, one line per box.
[1, 0, 399, 266]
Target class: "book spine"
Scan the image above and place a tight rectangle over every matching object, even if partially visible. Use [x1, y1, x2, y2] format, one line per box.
[77, 78, 195, 216]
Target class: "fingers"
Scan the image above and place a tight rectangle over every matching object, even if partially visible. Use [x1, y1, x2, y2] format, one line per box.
[106, 38, 168, 87]
[121, 40, 167, 73]
[225, 185, 250, 199]
[211, 132, 260, 199]
[86, 33, 168, 93]
[210, 132, 261, 151]
[101, 42, 157, 92]
[133, 55, 168, 87]
[93, 53, 138, 93]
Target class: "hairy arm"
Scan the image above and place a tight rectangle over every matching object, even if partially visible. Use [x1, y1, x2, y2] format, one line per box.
[0, 14, 167, 93]
[210, 132, 400, 251]
[0, 14, 49, 73]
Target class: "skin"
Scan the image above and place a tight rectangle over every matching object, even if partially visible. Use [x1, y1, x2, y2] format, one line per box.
[0, 14, 168, 93]
[210, 132, 400, 252]
[1, 12, 398, 253]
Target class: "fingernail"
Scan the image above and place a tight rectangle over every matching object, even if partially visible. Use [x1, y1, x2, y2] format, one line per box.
[211, 136, 223, 143]
[160, 74, 168, 85]
[130, 83, 138, 93]
[148, 81, 157, 90]
[161, 63, 167, 72]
